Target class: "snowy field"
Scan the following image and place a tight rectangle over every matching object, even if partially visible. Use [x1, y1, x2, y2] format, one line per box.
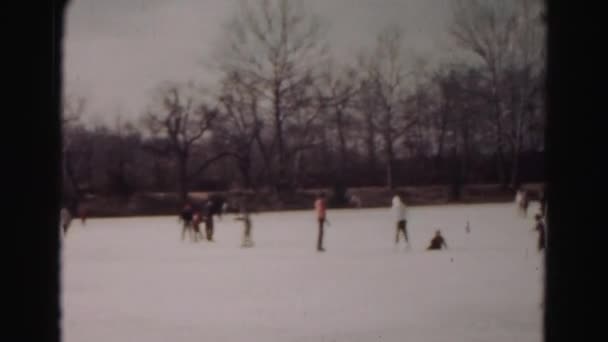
[61, 203, 544, 342]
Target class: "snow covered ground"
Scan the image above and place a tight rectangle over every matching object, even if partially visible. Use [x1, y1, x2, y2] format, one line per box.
[61, 202, 544, 342]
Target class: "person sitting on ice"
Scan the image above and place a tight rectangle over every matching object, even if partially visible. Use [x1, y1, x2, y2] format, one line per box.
[534, 214, 546, 252]
[427, 230, 448, 250]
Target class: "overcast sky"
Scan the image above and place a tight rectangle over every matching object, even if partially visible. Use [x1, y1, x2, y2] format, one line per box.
[64, 0, 454, 126]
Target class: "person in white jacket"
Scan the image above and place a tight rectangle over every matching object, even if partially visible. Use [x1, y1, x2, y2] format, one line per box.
[392, 193, 409, 247]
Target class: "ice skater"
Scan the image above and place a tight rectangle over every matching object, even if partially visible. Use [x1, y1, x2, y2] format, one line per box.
[78, 204, 88, 226]
[204, 200, 215, 241]
[314, 192, 328, 252]
[391, 192, 410, 249]
[534, 214, 546, 252]
[427, 230, 448, 250]
[180, 203, 194, 241]
[465, 220, 470, 234]
[515, 188, 529, 217]
[192, 211, 204, 242]
[60, 206, 72, 236]
[235, 197, 253, 247]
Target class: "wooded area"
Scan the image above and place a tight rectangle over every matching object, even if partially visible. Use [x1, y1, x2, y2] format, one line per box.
[62, 0, 545, 208]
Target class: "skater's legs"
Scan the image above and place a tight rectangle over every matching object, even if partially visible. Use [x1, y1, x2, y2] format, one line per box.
[317, 219, 325, 251]
[395, 223, 400, 244]
[396, 220, 406, 244]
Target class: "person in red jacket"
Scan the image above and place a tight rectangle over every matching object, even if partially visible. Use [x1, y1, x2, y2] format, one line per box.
[314, 192, 328, 252]
[79, 204, 87, 226]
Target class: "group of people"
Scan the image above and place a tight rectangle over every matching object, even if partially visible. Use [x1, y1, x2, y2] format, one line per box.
[179, 196, 252, 247]
[314, 192, 447, 252]
[176, 191, 448, 252]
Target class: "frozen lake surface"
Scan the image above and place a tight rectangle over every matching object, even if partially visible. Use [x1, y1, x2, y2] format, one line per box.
[62, 202, 544, 342]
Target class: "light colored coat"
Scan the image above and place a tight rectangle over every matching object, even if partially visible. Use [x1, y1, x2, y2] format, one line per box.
[391, 196, 407, 222]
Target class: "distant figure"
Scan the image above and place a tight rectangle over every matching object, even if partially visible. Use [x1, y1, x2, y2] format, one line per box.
[535, 214, 546, 252]
[192, 212, 204, 242]
[314, 192, 328, 252]
[60, 207, 72, 235]
[180, 204, 194, 241]
[78, 204, 88, 226]
[222, 201, 229, 216]
[235, 197, 253, 247]
[350, 194, 362, 208]
[204, 200, 215, 241]
[515, 188, 529, 217]
[391, 193, 409, 248]
[465, 220, 470, 234]
[427, 230, 448, 250]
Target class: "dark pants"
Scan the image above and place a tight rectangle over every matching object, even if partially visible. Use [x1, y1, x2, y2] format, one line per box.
[317, 218, 325, 251]
[396, 220, 408, 244]
[538, 231, 545, 251]
[181, 221, 192, 241]
[206, 222, 214, 241]
[240, 220, 252, 247]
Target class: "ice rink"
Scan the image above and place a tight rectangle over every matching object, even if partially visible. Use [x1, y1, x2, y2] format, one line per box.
[61, 202, 544, 342]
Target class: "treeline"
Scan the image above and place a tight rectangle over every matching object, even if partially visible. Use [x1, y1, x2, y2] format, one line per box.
[62, 0, 545, 205]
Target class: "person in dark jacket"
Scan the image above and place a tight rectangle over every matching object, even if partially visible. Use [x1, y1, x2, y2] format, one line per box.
[180, 204, 194, 241]
[427, 230, 448, 250]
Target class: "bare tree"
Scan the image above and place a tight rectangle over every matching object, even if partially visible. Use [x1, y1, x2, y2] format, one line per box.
[358, 25, 418, 189]
[450, 0, 545, 188]
[217, 0, 329, 191]
[142, 82, 229, 201]
[316, 61, 359, 180]
[217, 71, 263, 189]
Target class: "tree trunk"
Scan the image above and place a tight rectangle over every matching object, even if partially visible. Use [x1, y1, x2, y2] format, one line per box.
[273, 83, 288, 191]
[385, 136, 395, 189]
[364, 111, 377, 171]
[336, 108, 347, 178]
[177, 154, 188, 202]
[238, 155, 253, 190]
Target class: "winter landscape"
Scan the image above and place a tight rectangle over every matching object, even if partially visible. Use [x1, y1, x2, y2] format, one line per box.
[62, 0, 546, 340]
[62, 202, 543, 342]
